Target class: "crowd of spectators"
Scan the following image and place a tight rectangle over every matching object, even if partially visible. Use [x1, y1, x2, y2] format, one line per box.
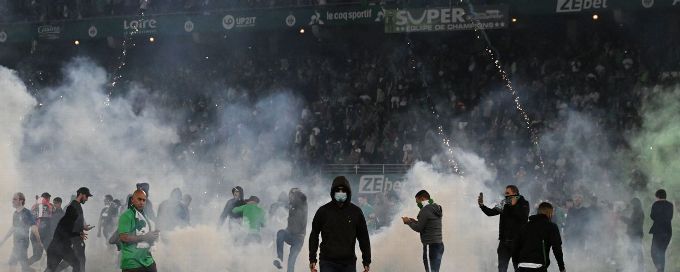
[3, 10, 680, 238]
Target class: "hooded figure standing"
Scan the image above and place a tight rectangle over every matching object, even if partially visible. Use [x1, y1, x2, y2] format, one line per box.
[157, 188, 189, 231]
[402, 190, 443, 272]
[273, 188, 308, 272]
[309, 176, 371, 272]
[219, 186, 246, 230]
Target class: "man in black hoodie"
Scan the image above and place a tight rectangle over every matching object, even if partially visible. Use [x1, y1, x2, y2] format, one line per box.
[478, 185, 530, 272]
[219, 186, 246, 230]
[649, 189, 673, 272]
[402, 190, 444, 272]
[513, 202, 566, 272]
[273, 188, 308, 272]
[309, 176, 371, 272]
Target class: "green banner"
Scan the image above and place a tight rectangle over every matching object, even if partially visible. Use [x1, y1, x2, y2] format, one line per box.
[1, 1, 679, 44]
[0, 5, 385, 44]
[384, 5, 508, 33]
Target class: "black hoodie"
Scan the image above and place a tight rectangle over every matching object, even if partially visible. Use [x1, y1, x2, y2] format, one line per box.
[480, 195, 529, 241]
[219, 186, 246, 226]
[309, 176, 371, 266]
[287, 190, 308, 236]
[513, 214, 565, 271]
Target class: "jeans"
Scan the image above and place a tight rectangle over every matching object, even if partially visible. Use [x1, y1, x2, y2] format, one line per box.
[9, 237, 31, 271]
[497, 240, 517, 272]
[319, 260, 356, 272]
[276, 229, 304, 272]
[422, 243, 444, 272]
[651, 233, 671, 272]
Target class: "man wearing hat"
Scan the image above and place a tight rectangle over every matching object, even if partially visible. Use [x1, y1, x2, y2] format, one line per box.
[45, 187, 94, 272]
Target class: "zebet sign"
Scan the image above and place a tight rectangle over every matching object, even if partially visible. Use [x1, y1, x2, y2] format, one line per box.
[358, 175, 405, 194]
[385, 5, 508, 33]
[556, 0, 609, 12]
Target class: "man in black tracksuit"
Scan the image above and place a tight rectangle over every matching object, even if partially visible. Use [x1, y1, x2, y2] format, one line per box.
[478, 185, 530, 272]
[513, 202, 566, 272]
[402, 190, 444, 272]
[309, 176, 371, 272]
[649, 189, 674, 272]
[273, 188, 307, 272]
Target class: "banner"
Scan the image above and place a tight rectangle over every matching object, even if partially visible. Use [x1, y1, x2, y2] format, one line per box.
[384, 5, 508, 33]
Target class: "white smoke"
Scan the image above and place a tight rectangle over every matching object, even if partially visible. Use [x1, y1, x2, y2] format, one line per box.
[0, 65, 37, 259]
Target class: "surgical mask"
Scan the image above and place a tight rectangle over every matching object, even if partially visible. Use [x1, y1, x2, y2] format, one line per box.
[334, 192, 348, 203]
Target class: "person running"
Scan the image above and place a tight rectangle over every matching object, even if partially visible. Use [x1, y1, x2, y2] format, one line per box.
[273, 188, 307, 272]
[45, 187, 93, 272]
[1, 192, 43, 272]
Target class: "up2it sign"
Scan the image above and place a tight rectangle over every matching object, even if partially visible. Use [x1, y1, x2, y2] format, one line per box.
[222, 14, 257, 30]
[556, 0, 609, 12]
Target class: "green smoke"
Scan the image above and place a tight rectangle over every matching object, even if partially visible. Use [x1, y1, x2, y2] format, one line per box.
[632, 85, 680, 198]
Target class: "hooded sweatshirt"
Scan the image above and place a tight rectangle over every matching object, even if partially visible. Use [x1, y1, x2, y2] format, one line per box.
[219, 186, 246, 226]
[407, 202, 443, 244]
[287, 190, 308, 236]
[309, 176, 371, 266]
[513, 214, 565, 271]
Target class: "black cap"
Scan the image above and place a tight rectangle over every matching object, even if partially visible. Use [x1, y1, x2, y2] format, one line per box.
[246, 196, 260, 203]
[41, 192, 51, 198]
[77, 187, 93, 197]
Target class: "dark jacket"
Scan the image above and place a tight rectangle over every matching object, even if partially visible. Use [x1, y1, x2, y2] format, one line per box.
[480, 196, 530, 241]
[219, 186, 246, 226]
[649, 200, 674, 235]
[564, 206, 589, 239]
[514, 214, 565, 271]
[622, 204, 644, 239]
[51, 200, 83, 245]
[287, 190, 308, 236]
[407, 202, 443, 244]
[309, 177, 371, 266]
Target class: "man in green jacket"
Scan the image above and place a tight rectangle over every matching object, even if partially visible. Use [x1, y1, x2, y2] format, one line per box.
[233, 196, 265, 244]
[118, 190, 160, 272]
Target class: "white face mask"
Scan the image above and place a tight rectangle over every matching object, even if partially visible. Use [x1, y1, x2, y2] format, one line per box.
[334, 192, 348, 203]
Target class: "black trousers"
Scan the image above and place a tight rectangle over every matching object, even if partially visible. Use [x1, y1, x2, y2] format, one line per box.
[497, 240, 517, 272]
[517, 268, 547, 272]
[122, 262, 157, 272]
[45, 239, 80, 272]
[651, 233, 671, 272]
[319, 260, 356, 272]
